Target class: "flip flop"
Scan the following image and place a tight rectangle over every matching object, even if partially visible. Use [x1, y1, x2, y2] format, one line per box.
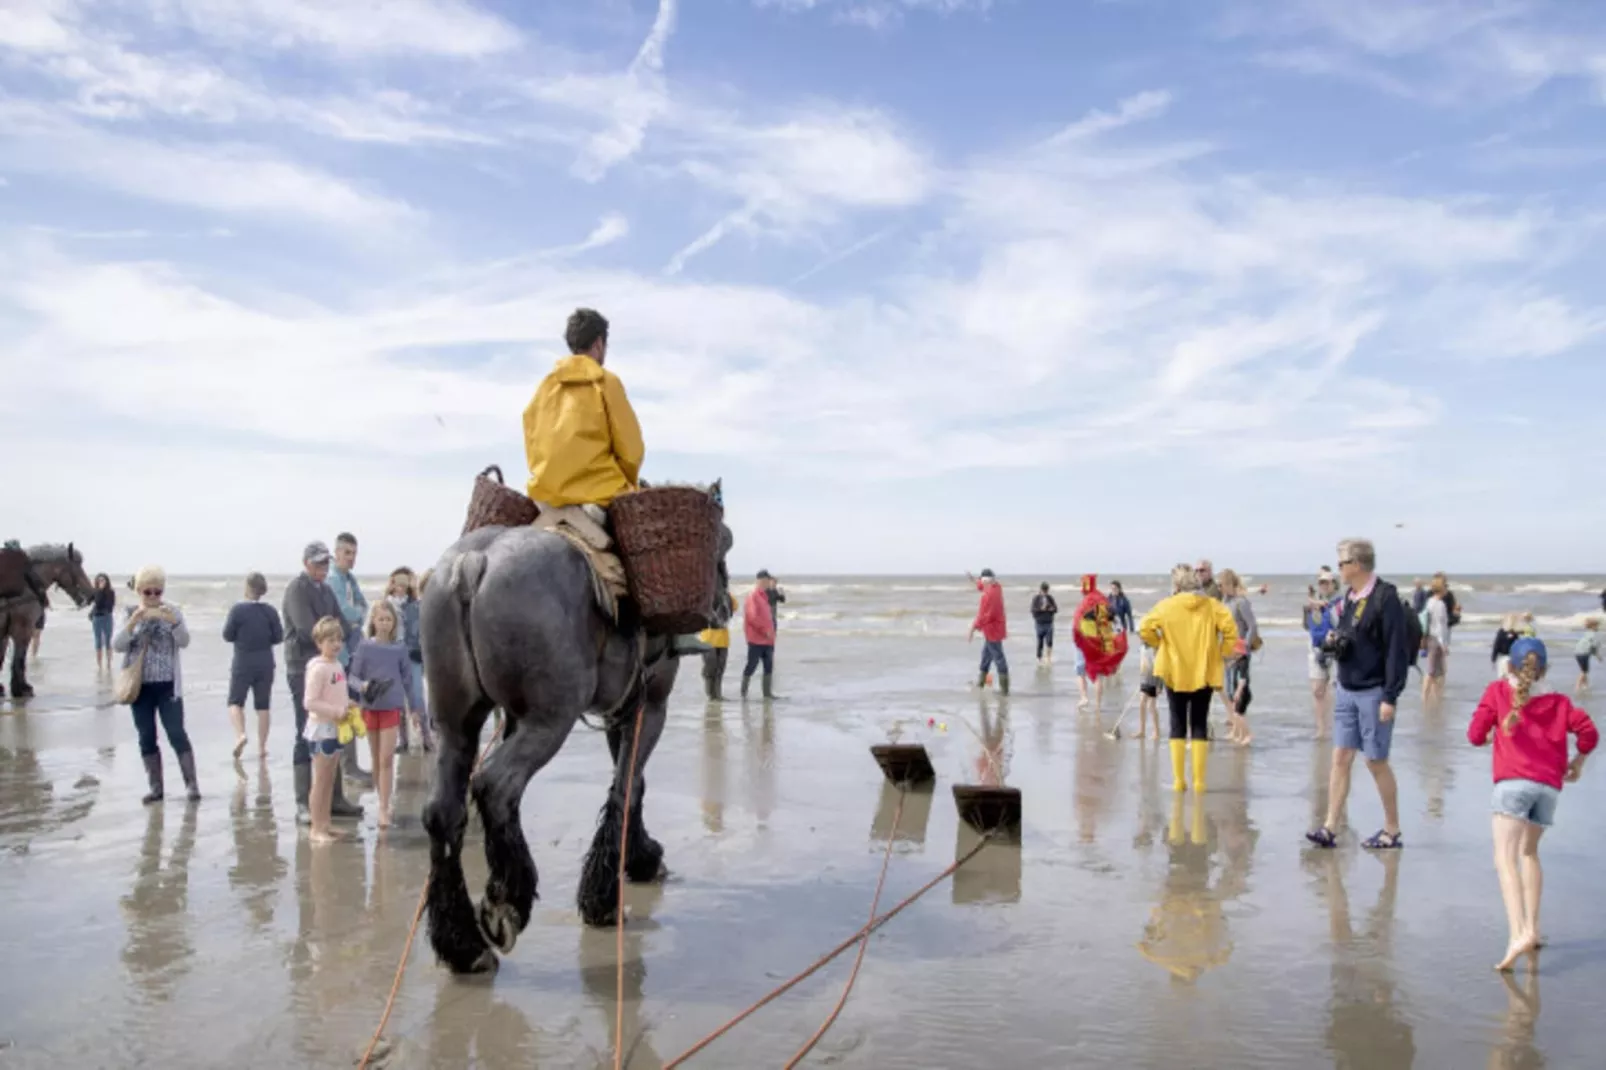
[1305, 826, 1338, 848]
[1362, 829, 1404, 850]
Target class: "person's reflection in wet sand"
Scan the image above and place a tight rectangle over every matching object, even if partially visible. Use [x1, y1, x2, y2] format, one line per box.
[120, 802, 198, 1005]
[1133, 740, 1165, 850]
[1316, 850, 1416, 1068]
[701, 705, 727, 834]
[579, 882, 665, 1069]
[1488, 971, 1544, 1070]
[1415, 692, 1456, 822]
[289, 834, 372, 1068]
[969, 701, 1011, 788]
[1137, 794, 1233, 983]
[1072, 727, 1116, 845]
[1311, 738, 1343, 834]
[229, 761, 285, 932]
[1214, 748, 1258, 903]
[741, 705, 776, 827]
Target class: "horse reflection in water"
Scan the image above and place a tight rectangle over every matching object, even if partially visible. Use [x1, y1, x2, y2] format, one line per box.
[419, 512, 732, 975]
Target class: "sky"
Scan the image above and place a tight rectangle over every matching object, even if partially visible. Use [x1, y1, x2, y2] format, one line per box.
[3, 0, 1604, 577]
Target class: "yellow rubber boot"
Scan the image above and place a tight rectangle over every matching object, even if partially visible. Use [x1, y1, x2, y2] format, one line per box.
[1190, 795, 1207, 845]
[1167, 794, 1186, 845]
[1169, 739, 1187, 793]
[1190, 740, 1209, 794]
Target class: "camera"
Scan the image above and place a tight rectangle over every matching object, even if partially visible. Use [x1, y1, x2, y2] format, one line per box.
[1322, 627, 1355, 662]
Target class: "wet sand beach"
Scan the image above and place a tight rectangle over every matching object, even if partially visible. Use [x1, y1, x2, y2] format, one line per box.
[3, 576, 1605, 1068]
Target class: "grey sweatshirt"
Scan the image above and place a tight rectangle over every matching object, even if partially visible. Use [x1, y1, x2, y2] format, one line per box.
[282, 572, 348, 675]
[348, 639, 420, 711]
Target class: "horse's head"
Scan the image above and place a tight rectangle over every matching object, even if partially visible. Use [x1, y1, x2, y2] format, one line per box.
[31, 543, 95, 608]
[707, 480, 734, 629]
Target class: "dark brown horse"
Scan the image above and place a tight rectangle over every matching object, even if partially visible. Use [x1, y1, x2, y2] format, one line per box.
[0, 544, 94, 699]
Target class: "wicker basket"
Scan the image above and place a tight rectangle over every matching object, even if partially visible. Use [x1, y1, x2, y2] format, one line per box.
[461, 465, 539, 535]
[610, 485, 724, 634]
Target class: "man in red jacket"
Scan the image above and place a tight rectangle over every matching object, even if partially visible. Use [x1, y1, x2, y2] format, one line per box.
[968, 568, 1010, 695]
[741, 569, 779, 701]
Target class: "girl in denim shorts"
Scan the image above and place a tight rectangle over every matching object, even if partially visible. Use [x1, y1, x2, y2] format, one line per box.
[1468, 638, 1598, 971]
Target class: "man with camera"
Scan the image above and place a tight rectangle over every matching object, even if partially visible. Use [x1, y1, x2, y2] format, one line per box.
[1307, 538, 1411, 851]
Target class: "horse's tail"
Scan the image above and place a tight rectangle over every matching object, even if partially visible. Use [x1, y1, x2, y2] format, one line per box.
[446, 549, 491, 699]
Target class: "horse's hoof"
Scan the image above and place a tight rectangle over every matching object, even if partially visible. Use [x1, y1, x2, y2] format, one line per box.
[11, 686, 32, 699]
[462, 948, 500, 976]
[477, 899, 520, 955]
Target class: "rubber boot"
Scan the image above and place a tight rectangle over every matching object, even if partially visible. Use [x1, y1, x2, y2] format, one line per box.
[294, 762, 312, 826]
[330, 763, 364, 821]
[1190, 740, 1209, 795]
[704, 673, 717, 701]
[1167, 793, 1186, 846]
[177, 750, 201, 801]
[711, 675, 723, 702]
[341, 742, 373, 789]
[999, 673, 1010, 696]
[1190, 794, 1208, 845]
[761, 673, 775, 700]
[741, 674, 752, 700]
[1169, 739, 1187, 793]
[976, 671, 988, 690]
[141, 753, 164, 805]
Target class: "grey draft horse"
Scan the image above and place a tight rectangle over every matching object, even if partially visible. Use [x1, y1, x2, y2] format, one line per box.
[420, 511, 733, 975]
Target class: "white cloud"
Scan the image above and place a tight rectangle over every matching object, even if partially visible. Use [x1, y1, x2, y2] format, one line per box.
[569, 0, 677, 181]
[0, 112, 417, 226]
[129, 0, 521, 58]
[1045, 90, 1174, 145]
[755, 0, 994, 29]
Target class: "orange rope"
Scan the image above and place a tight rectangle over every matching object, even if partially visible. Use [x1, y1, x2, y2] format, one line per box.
[614, 705, 646, 1070]
[781, 787, 904, 1069]
[357, 725, 503, 1070]
[662, 826, 993, 1069]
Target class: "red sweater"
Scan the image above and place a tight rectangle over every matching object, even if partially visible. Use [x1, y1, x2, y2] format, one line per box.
[743, 586, 775, 646]
[1467, 679, 1598, 790]
[973, 582, 1007, 643]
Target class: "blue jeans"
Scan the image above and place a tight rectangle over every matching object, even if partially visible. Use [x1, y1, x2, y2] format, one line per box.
[91, 614, 114, 652]
[130, 680, 191, 757]
[1034, 621, 1054, 659]
[980, 640, 1009, 676]
[1333, 684, 1393, 761]
[743, 644, 774, 678]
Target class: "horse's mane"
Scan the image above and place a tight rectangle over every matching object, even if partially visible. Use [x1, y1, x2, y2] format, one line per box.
[26, 543, 81, 564]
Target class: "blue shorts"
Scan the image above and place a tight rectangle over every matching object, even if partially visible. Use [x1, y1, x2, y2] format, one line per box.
[1492, 778, 1559, 827]
[1333, 685, 1393, 761]
[309, 737, 343, 757]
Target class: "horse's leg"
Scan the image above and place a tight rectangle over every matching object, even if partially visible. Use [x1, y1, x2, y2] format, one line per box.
[469, 705, 581, 955]
[580, 683, 670, 925]
[606, 673, 672, 883]
[9, 619, 33, 698]
[423, 697, 496, 975]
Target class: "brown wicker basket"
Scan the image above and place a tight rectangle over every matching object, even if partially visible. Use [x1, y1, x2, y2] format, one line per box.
[610, 485, 724, 634]
[461, 465, 539, 535]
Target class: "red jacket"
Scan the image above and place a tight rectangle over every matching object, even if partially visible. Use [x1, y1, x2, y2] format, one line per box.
[744, 586, 775, 646]
[973, 581, 1007, 643]
[1468, 679, 1598, 791]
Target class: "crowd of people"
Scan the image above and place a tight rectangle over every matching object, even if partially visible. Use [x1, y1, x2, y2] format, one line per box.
[960, 539, 1599, 970]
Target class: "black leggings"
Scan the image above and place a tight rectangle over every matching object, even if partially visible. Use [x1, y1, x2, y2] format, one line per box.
[1167, 687, 1212, 740]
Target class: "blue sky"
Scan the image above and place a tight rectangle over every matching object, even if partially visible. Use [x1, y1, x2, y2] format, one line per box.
[3, 0, 1603, 576]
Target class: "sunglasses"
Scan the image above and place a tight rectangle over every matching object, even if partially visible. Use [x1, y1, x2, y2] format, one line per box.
[1337, 559, 1355, 567]
[141, 588, 164, 597]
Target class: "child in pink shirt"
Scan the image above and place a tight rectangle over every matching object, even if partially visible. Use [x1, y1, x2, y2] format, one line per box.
[1467, 637, 1596, 971]
[302, 617, 352, 845]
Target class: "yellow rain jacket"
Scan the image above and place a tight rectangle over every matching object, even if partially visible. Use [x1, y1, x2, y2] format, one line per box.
[697, 593, 740, 649]
[1138, 593, 1238, 692]
[523, 354, 645, 507]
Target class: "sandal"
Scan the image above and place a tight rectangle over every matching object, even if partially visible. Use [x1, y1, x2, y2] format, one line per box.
[1305, 826, 1338, 849]
[1362, 829, 1403, 850]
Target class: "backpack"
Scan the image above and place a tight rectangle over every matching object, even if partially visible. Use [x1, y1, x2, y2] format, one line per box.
[1445, 590, 1462, 628]
[1394, 582, 1426, 665]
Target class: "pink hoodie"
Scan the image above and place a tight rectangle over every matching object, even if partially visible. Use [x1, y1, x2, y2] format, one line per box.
[744, 585, 776, 646]
[301, 655, 348, 742]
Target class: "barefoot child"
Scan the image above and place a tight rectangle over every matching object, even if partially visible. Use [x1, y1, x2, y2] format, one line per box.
[1138, 645, 1161, 741]
[1574, 619, 1599, 694]
[303, 617, 352, 845]
[349, 601, 419, 829]
[1467, 638, 1597, 971]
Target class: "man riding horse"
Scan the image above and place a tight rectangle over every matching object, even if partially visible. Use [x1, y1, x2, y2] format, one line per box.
[420, 306, 733, 975]
[522, 307, 642, 611]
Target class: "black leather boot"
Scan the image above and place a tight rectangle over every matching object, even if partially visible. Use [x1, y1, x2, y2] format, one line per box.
[177, 750, 201, 801]
[294, 762, 312, 826]
[141, 753, 164, 805]
[330, 764, 364, 821]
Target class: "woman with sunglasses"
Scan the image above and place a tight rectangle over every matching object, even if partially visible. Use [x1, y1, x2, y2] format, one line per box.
[113, 566, 199, 804]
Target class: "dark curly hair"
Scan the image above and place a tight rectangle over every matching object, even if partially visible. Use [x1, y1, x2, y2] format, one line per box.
[565, 308, 609, 355]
